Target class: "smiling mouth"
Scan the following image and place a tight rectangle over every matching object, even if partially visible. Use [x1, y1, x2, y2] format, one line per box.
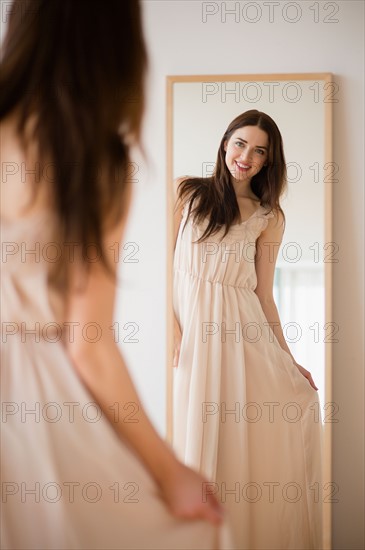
[235, 161, 251, 170]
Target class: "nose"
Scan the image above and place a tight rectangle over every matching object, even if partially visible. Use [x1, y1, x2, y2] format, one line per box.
[240, 148, 253, 162]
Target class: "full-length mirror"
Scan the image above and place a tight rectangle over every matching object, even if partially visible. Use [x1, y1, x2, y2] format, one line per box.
[166, 73, 333, 549]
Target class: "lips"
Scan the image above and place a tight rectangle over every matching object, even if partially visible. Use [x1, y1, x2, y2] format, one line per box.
[235, 161, 251, 171]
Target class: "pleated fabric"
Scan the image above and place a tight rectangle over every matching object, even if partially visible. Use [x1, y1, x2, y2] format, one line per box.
[173, 202, 323, 549]
[0, 209, 235, 550]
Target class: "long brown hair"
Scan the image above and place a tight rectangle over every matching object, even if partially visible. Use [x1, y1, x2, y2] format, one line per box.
[0, 0, 148, 281]
[176, 110, 287, 243]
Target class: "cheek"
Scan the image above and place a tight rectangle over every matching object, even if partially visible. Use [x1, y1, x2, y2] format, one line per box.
[259, 156, 266, 166]
[226, 148, 234, 163]
[251, 158, 261, 170]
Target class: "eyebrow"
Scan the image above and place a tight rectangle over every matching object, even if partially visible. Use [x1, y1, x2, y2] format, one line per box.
[235, 138, 268, 150]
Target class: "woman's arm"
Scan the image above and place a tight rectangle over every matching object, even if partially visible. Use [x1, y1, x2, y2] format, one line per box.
[63, 182, 223, 523]
[172, 178, 187, 366]
[254, 210, 318, 390]
[173, 176, 188, 252]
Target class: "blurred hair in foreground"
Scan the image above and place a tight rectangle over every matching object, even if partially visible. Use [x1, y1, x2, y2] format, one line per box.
[0, 0, 148, 282]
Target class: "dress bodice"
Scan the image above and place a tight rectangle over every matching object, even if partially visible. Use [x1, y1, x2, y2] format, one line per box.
[174, 203, 275, 290]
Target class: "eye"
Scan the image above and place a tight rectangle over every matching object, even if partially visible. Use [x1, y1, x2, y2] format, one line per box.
[256, 149, 266, 156]
[235, 141, 244, 147]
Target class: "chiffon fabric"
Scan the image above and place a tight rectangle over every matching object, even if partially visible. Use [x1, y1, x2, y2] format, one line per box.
[0, 208, 235, 550]
[173, 202, 324, 549]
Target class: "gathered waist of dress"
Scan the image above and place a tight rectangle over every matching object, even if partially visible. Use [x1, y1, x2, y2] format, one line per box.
[174, 267, 256, 291]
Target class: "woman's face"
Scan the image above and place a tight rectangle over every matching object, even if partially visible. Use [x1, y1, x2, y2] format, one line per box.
[223, 125, 269, 183]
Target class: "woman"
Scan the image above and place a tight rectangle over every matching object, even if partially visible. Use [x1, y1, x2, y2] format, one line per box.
[172, 110, 323, 549]
[0, 1, 235, 548]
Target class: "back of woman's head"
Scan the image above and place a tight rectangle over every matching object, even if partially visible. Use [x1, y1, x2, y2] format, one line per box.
[0, 0, 148, 281]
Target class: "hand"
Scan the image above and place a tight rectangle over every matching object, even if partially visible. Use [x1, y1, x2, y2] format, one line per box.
[159, 461, 224, 525]
[173, 318, 182, 368]
[294, 362, 318, 391]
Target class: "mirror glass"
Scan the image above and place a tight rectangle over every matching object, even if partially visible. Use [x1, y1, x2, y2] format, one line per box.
[166, 73, 333, 548]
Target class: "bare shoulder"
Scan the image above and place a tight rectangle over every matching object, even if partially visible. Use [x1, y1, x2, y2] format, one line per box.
[260, 207, 285, 239]
[268, 207, 285, 227]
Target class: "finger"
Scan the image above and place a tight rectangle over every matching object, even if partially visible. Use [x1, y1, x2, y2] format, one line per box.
[209, 498, 224, 524]
[201, 502, 224, 525]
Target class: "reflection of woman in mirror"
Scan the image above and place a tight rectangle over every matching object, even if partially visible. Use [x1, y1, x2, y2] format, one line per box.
[173, 110, 323, 549]
[0, 2, 235, 548]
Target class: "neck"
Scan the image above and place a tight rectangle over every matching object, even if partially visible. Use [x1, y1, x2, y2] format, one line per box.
[231, 177, 256, 200]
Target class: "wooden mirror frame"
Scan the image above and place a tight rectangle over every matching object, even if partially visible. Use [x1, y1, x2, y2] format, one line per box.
[166, 73, 333, 549]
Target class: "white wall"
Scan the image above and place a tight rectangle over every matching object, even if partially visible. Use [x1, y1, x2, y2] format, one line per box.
[120, 1, 364, 548]
[2, 1, 361, 547]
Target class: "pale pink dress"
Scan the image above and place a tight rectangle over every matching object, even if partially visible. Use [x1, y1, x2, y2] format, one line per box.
[173, 201, 323, 549]
[1, 204, 235, 549]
